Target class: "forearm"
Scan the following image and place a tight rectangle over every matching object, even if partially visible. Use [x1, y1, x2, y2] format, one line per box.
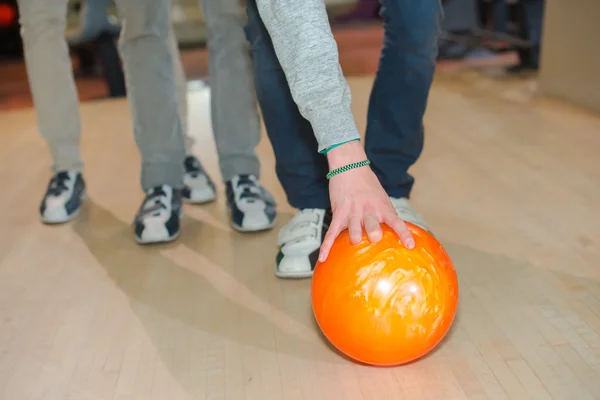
[255, 0, 360, 152]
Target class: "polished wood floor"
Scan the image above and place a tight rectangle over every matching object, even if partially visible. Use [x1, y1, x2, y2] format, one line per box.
[0, 73, 599, 400]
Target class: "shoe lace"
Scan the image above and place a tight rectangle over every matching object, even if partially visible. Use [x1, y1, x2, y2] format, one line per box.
[184, 156, 204, 178]
[235, 175, 264, 203]
[47, 172, 71, 196]
[140, 187, 167, 217]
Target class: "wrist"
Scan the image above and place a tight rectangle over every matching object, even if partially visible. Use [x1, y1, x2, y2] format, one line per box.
[326, 140, 368, 170]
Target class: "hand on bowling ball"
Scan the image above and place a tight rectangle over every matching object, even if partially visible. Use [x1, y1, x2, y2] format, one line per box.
[320, 141, 415, 262]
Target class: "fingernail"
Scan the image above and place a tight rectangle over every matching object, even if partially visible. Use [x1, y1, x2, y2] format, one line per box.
[406, 238, 415, 249]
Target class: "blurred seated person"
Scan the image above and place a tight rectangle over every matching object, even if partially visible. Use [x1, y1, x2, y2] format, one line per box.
[510, 0, 544, 72]
[68, 0, 125, 97]
[480, 0, 544, 72]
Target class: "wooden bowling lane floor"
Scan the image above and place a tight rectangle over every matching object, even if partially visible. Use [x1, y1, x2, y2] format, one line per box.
[0, 72, 599, 400]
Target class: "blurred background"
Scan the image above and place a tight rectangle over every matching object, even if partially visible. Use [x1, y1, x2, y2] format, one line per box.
[0, 0, 571, 111]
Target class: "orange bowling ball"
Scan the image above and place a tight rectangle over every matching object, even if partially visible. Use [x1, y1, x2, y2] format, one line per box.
[311, 222, 458, 366]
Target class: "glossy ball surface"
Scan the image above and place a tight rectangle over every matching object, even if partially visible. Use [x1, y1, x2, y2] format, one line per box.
[311, 223, 459, 366]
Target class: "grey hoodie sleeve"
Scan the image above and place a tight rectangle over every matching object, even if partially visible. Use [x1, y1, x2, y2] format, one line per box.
[255, 0, 361, 152]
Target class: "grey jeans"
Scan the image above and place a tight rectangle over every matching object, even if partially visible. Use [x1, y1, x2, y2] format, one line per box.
[199, 0, 262, 181]
[18, 0, 261, 190]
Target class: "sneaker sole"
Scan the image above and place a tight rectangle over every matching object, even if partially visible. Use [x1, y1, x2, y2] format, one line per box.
[41, 191, 87, 225]
[41, 207, 81, 224]
[230, 218, 277, 233]
[134, 229, 180, 245]
[183, 191, 217, 205]
[274, 269, 314, 279]
[134, 210, 184, 245]
[227, 205, 277, 233]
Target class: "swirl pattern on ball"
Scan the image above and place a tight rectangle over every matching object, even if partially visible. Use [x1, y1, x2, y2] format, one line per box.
[311, 223, 459, 366]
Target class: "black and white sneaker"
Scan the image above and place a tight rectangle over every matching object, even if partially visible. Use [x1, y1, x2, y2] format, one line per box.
[275, 208, 331, 279]
[40, 171, 86, 224]
[134, 185, 183, 244]
[182, 155, 216, 204]
[225, 174, 276, 232]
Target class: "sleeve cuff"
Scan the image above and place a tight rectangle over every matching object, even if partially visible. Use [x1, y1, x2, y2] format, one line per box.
[319, 138, 361, 154]
[308, 108, 361, 153]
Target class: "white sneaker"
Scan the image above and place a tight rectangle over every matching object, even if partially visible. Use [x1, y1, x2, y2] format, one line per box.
[182, 155, 216, 204]
[226, 174, 277, 232]
[134, 185, 183, 244]
[40, 171, 86, 224]
[390, 197, 430, 232]
[275, 208, 331, 279]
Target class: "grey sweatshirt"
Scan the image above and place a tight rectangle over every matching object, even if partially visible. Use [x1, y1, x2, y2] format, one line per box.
[255, 0, 361, 152]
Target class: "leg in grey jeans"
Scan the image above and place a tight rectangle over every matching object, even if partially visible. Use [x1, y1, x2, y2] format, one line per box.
[169, 23, 196, 155]
[196, 0, 275, 234]
[70, 0, 194, 155]
[18, 0, 83, 173]
[114, 0, 186, 191]
[18, 0, 185, 191]
[200, 0, 262, 182]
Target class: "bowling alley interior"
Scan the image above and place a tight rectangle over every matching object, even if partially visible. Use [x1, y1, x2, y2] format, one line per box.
[1, 0, 599, 399]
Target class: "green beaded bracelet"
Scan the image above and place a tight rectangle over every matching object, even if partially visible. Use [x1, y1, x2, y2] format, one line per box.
[326, 160, 371, 180]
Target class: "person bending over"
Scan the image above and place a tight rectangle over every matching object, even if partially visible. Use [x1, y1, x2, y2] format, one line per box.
[244, 0, 441, 278]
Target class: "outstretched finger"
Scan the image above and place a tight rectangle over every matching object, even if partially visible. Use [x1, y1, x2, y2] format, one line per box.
[318, 214, 346, 262]
[383, 212, 415, 249]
